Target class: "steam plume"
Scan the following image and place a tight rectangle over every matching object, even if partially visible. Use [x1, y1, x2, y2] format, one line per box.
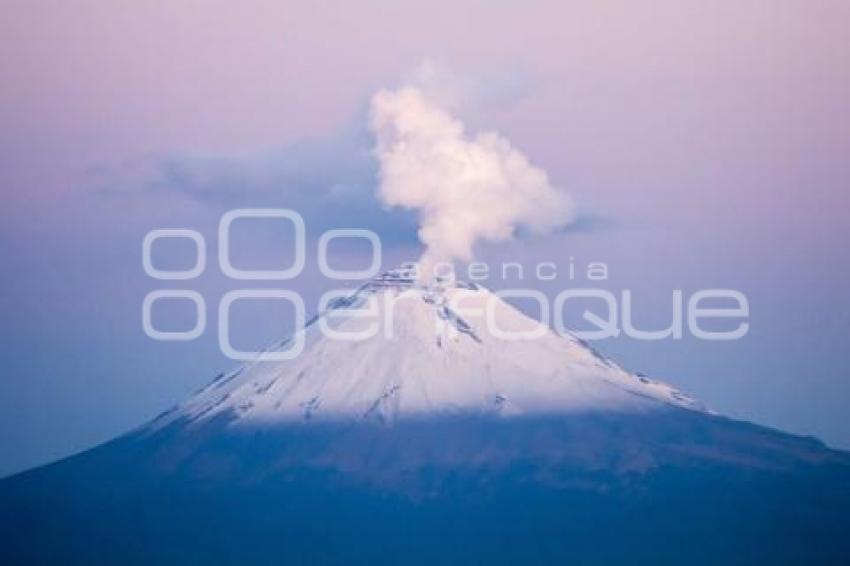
[369, 77, 575, 280]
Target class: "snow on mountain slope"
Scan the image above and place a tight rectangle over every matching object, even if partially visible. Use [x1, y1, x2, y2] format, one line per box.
[6, 273, 850, 566]
[150, 267, 703, 431]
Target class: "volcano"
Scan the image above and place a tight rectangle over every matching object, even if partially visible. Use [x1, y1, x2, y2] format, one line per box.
[2, 267, 848, 564]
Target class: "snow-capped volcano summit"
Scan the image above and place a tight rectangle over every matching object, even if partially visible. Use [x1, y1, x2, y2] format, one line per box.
[3, 268, 850, 565]
[153, 267, 701, 430]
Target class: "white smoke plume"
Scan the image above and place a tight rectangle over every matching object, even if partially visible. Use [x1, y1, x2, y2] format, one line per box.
[369, 72, 576, 281]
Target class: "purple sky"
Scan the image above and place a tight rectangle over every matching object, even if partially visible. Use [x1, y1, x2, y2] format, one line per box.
[1, 0, 849, 476]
